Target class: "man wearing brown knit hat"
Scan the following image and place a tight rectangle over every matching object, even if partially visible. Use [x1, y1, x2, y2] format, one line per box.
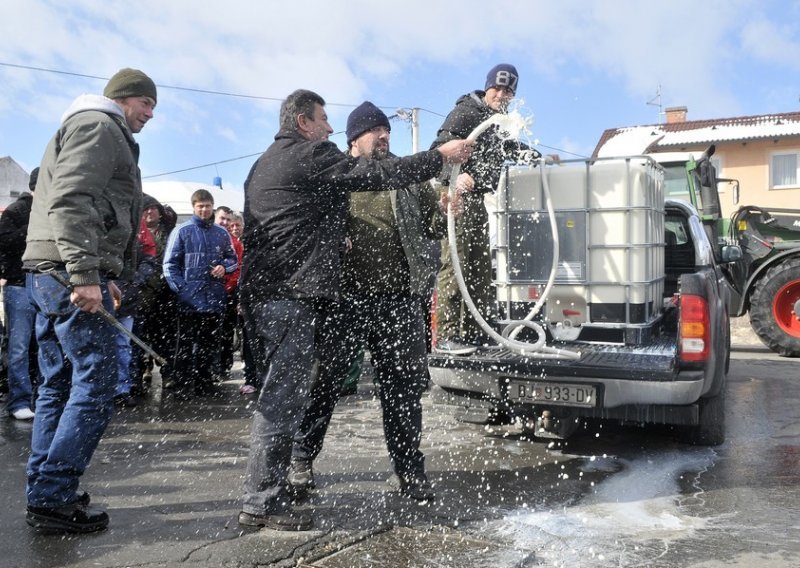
[22, 67, 156, 534]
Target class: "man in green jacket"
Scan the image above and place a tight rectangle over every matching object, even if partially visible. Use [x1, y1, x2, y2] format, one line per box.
[288, 102, 463, 502]
[22, 68, 156, 534]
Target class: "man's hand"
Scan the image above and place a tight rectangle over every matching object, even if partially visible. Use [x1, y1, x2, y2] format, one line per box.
[210, 264, 226, 279]
[439, 188, 465, 217]
[437, 139, 474, 164]
[70, 284, 104, 313]
[455, 172, 475, 193]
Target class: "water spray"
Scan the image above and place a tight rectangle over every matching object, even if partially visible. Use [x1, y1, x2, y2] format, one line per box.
[445, 113, 580, 359]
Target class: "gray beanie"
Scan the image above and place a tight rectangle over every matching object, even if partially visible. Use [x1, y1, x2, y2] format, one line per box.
[104, 68, 157, 103]
[485, 63, 519, 93]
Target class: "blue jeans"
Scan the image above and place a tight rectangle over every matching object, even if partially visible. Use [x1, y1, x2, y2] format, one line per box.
[241, 299, 317, 515]
[114, 315, 134, 397]
[25, 271, 118, 508]
[3, 284, 36, 414]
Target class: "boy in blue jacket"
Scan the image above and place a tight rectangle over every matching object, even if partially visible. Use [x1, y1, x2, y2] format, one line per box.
[163, 189, 238, 399]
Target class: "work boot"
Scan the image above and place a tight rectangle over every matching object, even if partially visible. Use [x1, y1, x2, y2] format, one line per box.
[397, 473, 436, 502]
[287, 460, 315, 497]
[238, 510, 313, 531]
[434, 337, 478, 356]
[27, 503, 109, 534]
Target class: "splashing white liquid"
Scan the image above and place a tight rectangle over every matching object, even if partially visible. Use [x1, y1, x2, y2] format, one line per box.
[492, 449, 720, 566]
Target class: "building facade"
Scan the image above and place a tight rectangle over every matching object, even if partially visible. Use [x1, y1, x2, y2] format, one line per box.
[593, 107, 800, 219]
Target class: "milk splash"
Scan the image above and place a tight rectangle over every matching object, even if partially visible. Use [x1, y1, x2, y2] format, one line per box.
[490, 448, 721, 566]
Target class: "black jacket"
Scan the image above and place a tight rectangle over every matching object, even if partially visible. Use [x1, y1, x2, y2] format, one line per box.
[0, 193, 33, 286]
[431, 91, 536, 193]
[240, 129, 444, 303]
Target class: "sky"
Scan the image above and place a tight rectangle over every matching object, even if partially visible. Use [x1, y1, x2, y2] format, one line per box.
[2, 0, 800, 196]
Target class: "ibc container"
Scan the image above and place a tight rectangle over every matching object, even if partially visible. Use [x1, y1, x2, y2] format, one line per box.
[494, 157, 665, 343]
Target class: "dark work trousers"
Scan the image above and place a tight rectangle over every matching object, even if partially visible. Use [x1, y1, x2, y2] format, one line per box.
[436, 190, 494, 343]
[216, 291, 239, 377]
[241, 317, 261, 389]
[172, 311, 221, 394]
[139, 286, 178, 380]
[241, 298, 318, 515]
[292, 291, 428, 481]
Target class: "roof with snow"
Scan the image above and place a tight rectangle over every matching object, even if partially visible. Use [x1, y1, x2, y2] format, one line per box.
[593, 111, 800, 158]
[142, 181, 244, 215]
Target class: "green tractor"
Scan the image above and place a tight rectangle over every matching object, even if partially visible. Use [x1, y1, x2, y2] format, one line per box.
[659, 145, 800, 356]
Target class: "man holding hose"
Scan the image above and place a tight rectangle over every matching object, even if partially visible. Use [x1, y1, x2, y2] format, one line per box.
[432, 63, 543, 354]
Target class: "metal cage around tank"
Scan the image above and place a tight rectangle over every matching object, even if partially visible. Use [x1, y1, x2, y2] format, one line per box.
[493, 155, 665, 345]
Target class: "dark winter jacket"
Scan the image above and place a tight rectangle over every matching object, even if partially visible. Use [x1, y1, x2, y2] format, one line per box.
[0, 193, 33, 286]
[343, 153, 445, 298]
[240, 129, 444, 303]
[22, 94, 143, 286]
[116, 240, 158, 319]
[431, 91, 537, 193]
[163, 215, 238, 314]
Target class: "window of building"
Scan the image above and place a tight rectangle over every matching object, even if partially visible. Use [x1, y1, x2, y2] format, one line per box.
[771, 151, 800, 189]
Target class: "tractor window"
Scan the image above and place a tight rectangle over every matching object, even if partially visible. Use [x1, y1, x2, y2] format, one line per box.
[663, 165, 699, 208]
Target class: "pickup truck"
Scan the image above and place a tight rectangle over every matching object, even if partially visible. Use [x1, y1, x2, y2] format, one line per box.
[429, 158, 735, 446]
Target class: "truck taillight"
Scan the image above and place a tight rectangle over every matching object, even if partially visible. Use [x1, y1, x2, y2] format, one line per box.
[679, 294, 710, 362]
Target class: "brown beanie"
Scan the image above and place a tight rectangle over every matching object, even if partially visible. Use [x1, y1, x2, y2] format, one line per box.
[104, 68, 157, 103]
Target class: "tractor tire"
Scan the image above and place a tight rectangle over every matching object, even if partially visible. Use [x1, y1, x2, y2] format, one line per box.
[750, 257, 800, 357]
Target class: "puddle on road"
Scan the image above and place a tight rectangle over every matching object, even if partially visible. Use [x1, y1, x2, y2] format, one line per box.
[490, 448, 720, 566]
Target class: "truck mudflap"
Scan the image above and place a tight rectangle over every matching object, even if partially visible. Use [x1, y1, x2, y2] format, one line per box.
[428, 334, 680, 382]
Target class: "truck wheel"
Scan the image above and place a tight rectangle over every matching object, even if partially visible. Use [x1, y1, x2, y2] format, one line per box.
[682, 391, 726, 446]
[750, 257, 800, 357]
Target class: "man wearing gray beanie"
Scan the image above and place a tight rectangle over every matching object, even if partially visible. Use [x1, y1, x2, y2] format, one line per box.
[21, 68, 157, 534]
[431, 63, 545, 355]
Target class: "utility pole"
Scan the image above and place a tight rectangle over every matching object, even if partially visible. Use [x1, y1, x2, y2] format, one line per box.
[394, 107, 420, 153]
[410, 107, 419, 154]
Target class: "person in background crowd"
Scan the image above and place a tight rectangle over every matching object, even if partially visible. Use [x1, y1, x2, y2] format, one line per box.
[0, 167, 40, 420]
[432, 63, 547, 355]
[111, 231, 157, 407]
[213, 205, 243, 382]
[228, 211, 259, 395]
[136, 195, 177, 389]
[289, 102, 464, 503]
[163, 189, 238, 399]
[22, 67, 156, 533]
[237, 88, 472, 532]
[228, 212, 243, 240]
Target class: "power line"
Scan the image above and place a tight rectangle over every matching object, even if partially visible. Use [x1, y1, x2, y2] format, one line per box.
[536, 143, 588, 159]
[142, 152, 263, 179]
[0, 61, 411, 110]
[3, 61, 561, 172]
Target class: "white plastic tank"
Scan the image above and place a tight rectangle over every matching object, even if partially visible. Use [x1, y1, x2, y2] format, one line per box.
[495, 157, 664, 339]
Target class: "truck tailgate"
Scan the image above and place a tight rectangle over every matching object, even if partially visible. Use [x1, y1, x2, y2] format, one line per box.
[429, 335, 679, 381]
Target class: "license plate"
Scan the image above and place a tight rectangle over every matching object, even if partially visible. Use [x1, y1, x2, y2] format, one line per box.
[508, 379, 597, 408]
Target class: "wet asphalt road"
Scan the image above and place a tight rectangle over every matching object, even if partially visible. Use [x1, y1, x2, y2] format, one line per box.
[0, 318, 798, 567]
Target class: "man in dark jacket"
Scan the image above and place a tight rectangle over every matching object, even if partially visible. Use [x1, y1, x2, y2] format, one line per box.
[288, 102, 463, 503]
[0, 168, 38, 420]
[238, 89, 472, 532]
[21, 68, 156, 533]
[432, 64, 543, 354]
[163, 189, 238, 399]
